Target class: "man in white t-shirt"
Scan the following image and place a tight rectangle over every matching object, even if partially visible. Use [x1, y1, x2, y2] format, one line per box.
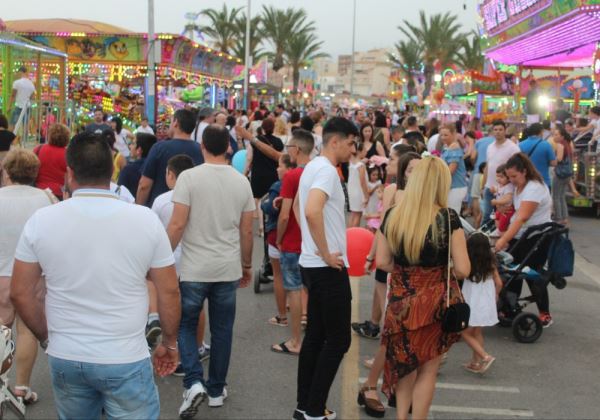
[294, 117, 358, 420]
[168, 124, 255, 417]
[191, 107, 216, 143]
[482, 120, 520, 225]
[10, 133, 181, 419]
[9, 66, 36, 129]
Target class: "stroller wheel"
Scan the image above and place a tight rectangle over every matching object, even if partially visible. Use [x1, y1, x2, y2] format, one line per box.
[512, 312, 543, 343]
[254, 269, 262, 294]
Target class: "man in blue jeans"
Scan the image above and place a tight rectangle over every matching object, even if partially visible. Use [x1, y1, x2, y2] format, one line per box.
[10, 133, 181, 419]
[168, 124, 255, 419]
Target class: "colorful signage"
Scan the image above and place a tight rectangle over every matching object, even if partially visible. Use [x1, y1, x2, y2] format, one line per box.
[480, 0, 552, 35]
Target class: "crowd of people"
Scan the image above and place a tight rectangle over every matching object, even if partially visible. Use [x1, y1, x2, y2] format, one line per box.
[0, 99, 595, 420]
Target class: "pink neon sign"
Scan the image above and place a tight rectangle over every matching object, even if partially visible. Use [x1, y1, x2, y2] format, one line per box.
[480, 0, 552, 35]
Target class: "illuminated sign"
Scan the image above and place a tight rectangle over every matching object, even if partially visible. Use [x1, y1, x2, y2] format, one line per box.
[480, 0, 552, 35]
[594, 44, 600, 84]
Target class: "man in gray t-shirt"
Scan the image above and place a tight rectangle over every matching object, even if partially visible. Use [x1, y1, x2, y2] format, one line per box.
[167, 124, 254, 417]
[85, 109, 110, 134]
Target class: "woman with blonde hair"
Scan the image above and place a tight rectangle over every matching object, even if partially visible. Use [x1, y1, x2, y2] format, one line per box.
[376, 156, 470, 420]
[0, 149, 56, 404]
[273, 117, 289, 145]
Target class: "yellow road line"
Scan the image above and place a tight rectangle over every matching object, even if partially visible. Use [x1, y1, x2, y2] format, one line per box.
[341, 276, 362, 419]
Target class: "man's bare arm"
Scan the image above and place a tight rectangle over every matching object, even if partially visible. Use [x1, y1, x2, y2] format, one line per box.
[10, 260, 47, 342]
[167, 203, 190, 251]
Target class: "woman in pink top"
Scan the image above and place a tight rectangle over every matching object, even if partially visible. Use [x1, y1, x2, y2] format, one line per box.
[34, 124, 69, 199]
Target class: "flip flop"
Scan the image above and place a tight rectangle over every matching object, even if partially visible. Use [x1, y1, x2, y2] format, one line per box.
[268, 315, 288, 327]
[14, 386, 38, 405]
[271, 342, 299, 356]
[479, 356, 496, 374]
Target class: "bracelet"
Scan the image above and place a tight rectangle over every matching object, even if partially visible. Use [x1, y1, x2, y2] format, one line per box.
[162, 342, 178, 351]
[366, 257, 374, 262]
[242, 264, 252, 269]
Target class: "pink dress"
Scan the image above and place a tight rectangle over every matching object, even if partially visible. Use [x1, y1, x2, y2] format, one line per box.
[367, 201, 383, 230]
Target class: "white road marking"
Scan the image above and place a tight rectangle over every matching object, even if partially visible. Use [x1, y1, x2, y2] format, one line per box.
[574, 253, 600, 288]
[358, 378, 520, 394]
[430, 404, 534, 417]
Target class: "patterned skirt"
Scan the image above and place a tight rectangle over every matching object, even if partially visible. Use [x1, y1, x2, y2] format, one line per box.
[381, 265, 461, 400]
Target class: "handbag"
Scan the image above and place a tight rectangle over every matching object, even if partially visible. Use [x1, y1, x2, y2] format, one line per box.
[441, 209, 471, 333]
[555, 156, 573, 179]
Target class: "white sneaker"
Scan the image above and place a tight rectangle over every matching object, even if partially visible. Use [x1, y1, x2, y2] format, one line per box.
[208, 387, 228, 408]
[179, 382, 206, 419]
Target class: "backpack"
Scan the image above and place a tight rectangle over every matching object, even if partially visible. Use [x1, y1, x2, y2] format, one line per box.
[555, 156, 573, 179]
[547, 233, 574, 277]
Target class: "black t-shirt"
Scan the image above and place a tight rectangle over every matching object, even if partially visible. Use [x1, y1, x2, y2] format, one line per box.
[0, 130, 16, 152]
[251, 134, 284, 178]
[117, 158, 145, 199]
[142, 139, 204, 206]
[381, 207, 461, 267]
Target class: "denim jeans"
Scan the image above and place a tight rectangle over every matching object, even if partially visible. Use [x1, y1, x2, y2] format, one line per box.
[178, 280, 238, 397]
[297, 266, 351, 417]
[48, 356, 159, 420]
[481, 187, 494, 225]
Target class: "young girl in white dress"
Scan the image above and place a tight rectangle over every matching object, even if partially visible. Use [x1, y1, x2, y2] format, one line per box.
[347, 142, 369, 227]
[461, 232, 503, 374]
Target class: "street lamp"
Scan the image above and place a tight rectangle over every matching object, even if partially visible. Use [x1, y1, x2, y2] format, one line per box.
[243, 0, 251, 110]
[146, 0, 156, 125]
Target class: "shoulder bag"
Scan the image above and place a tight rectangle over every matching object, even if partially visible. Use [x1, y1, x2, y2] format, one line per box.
[441, 209, 471, 333]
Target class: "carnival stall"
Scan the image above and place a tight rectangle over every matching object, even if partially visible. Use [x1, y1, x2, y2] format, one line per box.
[0, 30, 67, 142]
[478, 0, 600, 213]
[5, 19, 239, 132]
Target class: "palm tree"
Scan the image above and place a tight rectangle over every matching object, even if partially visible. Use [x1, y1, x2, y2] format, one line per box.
[399, 11, 465, 97]
[199, 4, 242, 54]
[261, 6, 314, 71]
[231, 15, 266, 65]
[455, 30, 484, 73]
[284, 31, 328, 94]
[388, 40, 422, 97]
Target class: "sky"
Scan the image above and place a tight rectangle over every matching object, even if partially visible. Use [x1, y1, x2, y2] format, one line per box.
[2, 0, 480, 58]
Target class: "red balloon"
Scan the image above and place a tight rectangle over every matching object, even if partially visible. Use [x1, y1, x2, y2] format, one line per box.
[346, 227, 375, 277]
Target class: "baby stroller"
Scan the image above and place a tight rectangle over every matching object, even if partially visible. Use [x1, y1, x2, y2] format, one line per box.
[254, 194, 275, 294]
[495, 222, 572, 343]
[0, 326, 26, 418]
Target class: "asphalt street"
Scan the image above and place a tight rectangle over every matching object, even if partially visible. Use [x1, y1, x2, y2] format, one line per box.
[4, 211, 600, 419]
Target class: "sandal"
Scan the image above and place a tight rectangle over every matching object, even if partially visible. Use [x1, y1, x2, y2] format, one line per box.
[357, 385, 385, 418]
[479, 356, 496, 374]
[271, 341, 299, 356]
[14, 386, 38, 405]
[268, 315, 288, 327]
[463, 361, 482, 373]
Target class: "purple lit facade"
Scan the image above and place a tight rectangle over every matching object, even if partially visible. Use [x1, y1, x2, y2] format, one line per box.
[482, 3, 600, 67]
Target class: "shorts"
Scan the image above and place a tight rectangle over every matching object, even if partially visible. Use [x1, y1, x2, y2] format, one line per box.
[280, 252, 302, 291]
[268, 244, 280, 259]
[0, 276, 14, 325]
[470, 178, 482, 199]
[375, 269, 388, 284]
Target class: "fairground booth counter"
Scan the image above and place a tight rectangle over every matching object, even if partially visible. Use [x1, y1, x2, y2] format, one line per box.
[478, 0, 600, 213]
[5, 19, 240, 134]
[0, 31, 67, 143]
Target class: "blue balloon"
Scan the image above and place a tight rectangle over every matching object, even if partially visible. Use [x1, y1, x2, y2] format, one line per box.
[232, 150, 247, 174]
